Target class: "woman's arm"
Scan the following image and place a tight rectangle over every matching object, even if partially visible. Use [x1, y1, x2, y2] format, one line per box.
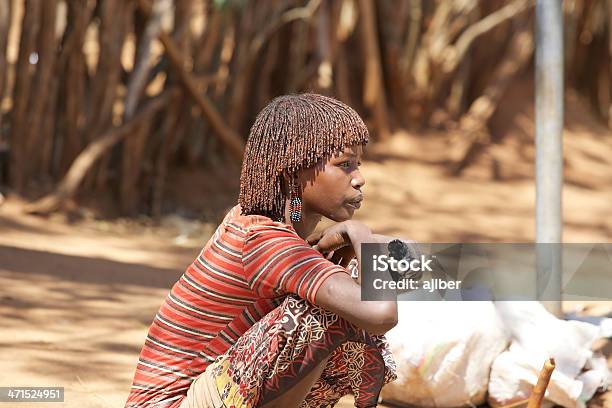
[315, 274, 397, 335]
[311, 221, 398, 335]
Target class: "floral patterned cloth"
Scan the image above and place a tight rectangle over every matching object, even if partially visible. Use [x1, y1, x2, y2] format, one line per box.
[208, 295, 397, 408]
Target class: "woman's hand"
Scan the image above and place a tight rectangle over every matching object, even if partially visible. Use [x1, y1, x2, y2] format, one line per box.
[326, 245, 357, 268]
[307, 221, 371, 251]
[306, 223, 348, 254]
[307, 221, 372, 270]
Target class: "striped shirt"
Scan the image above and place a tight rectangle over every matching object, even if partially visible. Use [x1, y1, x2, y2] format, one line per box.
[125, 205, 346, 407]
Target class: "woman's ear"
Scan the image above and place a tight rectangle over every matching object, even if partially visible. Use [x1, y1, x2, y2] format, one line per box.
[283, 169, 305, 185]
[280, 170, 292, 195]
[281, 170, 291, 184]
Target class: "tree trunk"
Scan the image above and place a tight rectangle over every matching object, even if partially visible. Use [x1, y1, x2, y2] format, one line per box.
[358, 0, 390, 139]
[212, 14, 234, 98]
[226, 2, 257, 132]
[24, 0, 58, 180]
[90, 0, 131, 190]
[58, 1, 92, 175]
[88, 0, 126, 136]
[315, 0, 332, 92]
[0, 0, 11, 129]
[151, 91, 182, 220]
[120, 0, 172, 214]
[258, 35, 279, 106]
[120, 121, 151, 214]
[333, 0, 358, 104]
[40, 67, 59, 181]
[9, 0, 42, 191]
[287, 9, 309, 93]
[124, 0, 170, 119]
[607, 0, 612, 129]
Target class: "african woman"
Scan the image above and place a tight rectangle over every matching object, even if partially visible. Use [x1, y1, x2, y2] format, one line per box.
[125, 94, 398, 408]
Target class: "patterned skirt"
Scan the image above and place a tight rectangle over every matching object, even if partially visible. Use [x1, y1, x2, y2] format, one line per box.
[207, 295, 397, 408]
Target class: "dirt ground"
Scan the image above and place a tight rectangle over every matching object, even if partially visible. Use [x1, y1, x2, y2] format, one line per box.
[1, 88, 611, 407]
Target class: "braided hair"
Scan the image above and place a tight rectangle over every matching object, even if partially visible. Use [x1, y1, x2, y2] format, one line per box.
[239, 93, 369, 221]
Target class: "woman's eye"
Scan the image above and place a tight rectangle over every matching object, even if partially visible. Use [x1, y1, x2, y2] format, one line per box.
[339, 161, 351, 168]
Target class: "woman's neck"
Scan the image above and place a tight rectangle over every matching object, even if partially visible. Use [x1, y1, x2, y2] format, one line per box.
[284, 203, 321, 239]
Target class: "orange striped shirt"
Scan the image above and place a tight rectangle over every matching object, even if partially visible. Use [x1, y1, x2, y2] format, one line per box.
[125, 206, 346, 407]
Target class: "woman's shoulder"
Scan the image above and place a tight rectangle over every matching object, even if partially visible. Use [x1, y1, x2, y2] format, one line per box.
[221, 204, 298, 238]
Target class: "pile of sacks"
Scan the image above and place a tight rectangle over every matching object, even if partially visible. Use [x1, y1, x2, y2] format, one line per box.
[381, 302, 610, 408]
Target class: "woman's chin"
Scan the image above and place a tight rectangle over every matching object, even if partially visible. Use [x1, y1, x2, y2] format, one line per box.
[328, 207, 355, 222]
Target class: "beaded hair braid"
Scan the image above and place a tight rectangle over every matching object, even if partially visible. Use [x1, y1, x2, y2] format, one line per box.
[239, 93, 369, 221]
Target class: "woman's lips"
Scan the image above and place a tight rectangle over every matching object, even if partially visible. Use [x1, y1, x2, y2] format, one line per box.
[346, 197, 363, 209]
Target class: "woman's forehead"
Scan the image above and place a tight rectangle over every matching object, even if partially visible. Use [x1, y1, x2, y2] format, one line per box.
[333, 145, 363, 157]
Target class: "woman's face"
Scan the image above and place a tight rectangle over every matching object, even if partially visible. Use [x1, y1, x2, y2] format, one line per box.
[298, 145, 365, 222]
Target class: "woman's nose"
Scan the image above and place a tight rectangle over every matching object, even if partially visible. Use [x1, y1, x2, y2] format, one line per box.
[351, 170, 365, 189]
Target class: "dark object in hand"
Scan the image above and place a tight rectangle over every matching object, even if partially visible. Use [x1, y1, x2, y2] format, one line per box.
[387, 239, 408, 282]
[388, 239, 408, 261]
[386, 239, 424, 283]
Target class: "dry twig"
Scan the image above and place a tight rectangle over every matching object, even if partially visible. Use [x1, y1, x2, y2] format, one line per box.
[527, 358, 556, 408]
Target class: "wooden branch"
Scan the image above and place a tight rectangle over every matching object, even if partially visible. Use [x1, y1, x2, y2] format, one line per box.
[227, 0, 321, 133]
[463, 28, 534, 128]
[249, 0, 322, 63]
[335, 0, 357, 42]
[399, 0, 422, 76]
[446, 53, 472, 118]
[25, 92, 174, 215]
[443, 0, 534, 74]
[527, 358, 556, 408]
[124, 0, 170, 119]
[134, 0, 244, 161]
[451, 24, 534, 175]
[194, 8, 221, 74]
[410, 1, 457, 117]
[426, 1, 454, 50]
[429, 2, 478, 63]
[495, 358, 556, 408]
[359, 0, 390, 139]
[410, 0, 532, 122]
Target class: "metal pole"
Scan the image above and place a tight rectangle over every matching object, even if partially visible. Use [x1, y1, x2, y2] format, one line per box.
[535, 0, 563, 317]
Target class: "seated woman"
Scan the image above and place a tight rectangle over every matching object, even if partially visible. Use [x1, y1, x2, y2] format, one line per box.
[125, 94, 398, 408]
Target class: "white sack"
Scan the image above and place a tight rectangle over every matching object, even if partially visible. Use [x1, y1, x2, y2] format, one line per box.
[381, 301, 509, 407]
[488, 302, 610, 408]
[381, 301, 610, 408]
